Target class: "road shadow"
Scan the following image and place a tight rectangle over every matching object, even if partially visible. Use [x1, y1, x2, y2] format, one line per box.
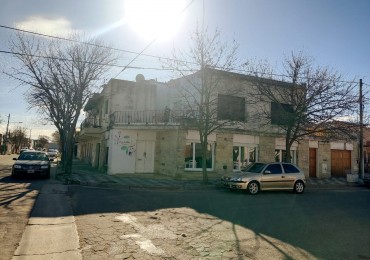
[61, 185, 370, 259]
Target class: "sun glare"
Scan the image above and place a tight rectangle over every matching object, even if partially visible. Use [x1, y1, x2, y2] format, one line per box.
[124, 0, 187, 41]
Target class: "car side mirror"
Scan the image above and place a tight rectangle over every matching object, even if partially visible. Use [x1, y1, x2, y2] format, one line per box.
[13, 158, 17, 160]
[264, 170, 271, 174]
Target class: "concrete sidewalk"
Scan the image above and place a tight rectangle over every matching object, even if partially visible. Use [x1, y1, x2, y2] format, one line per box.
[12, 183, 82, 260]
[55, 159, 367, 190]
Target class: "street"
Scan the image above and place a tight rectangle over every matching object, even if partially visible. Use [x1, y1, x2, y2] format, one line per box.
[69, 185, 370, 260]
[0, 153, 370, 260]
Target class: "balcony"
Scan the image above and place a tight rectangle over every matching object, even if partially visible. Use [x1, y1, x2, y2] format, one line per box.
[79, 116, 105, 136]
[110, 110, 199, 127]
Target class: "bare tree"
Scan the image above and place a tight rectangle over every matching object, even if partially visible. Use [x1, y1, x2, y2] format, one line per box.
[167, 27, 240, 184]
[35, 135, 49, 149]
[9, 126, 28, 153]
[246, 51, 358, 162]
[7, 33, 116, 173]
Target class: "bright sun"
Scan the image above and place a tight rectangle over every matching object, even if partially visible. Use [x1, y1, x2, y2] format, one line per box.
[124, 0, 187, 41]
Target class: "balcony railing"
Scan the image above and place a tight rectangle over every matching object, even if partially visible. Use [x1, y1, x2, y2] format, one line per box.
[110, 110, 199, 126]
[80, 116, 102, 130]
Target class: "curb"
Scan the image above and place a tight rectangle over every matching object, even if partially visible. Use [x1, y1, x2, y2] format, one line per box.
[56, 173, 221, 191]
[55, 173, 367, 191]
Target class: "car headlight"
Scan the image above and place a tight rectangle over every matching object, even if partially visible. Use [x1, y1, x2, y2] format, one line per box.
[236, 177, 244, 182]
[14, 165, 22, 169]
[41, 165, 49, 169]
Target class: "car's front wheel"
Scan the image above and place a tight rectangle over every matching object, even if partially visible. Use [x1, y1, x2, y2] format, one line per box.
[294, 181, 305, 194]
[247, 181, 259, 195]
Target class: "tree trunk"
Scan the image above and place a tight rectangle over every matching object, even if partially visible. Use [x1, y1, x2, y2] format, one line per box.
[201, 136, 209, 184]
[285, 137, 292, 163]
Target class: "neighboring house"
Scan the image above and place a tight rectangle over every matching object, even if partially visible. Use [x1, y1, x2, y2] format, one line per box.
[77, 70, 359, 179]
[363, 127, 370, 172]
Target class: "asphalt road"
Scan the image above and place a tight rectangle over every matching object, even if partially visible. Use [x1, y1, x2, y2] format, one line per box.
[68, 185, 370, 260]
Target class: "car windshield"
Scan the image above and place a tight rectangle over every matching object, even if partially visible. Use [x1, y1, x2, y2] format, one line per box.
[242, 163, 266, 173]
[18, 152, 48, 161]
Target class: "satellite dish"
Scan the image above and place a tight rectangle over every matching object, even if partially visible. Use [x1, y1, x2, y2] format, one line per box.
[136, 74, 145, 82]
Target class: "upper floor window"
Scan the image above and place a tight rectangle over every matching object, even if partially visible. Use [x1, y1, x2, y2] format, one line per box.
[217, 94, 245, 121]
[271, 102, 293, 125]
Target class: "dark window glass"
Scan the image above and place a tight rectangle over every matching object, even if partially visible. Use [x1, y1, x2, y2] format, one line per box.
[282, 163, 299, 173]
[265, 164, 283, 174]
[217, 94, 245, 121]
[271, 102, 293, 125]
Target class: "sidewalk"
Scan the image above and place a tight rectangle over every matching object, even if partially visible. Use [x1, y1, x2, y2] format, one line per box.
[55, 159, 367, 190]
[13, 182, 82, 260]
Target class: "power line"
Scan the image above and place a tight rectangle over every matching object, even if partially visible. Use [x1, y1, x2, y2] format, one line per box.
[113, 0, 196, 78]
[0, 24, 365, 85]
[0, 24, 196, 65]
[0, 49, 192, 72]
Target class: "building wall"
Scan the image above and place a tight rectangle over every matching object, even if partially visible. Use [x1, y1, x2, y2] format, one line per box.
[317, 141, 331, 178]
[298, 139, 310, 178]
[215, 132, 234, 174]
[259, 136, 276, 163]
[155, 130, 186, 177]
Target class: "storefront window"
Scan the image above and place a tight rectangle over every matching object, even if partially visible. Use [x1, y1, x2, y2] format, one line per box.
[185, 142, 214, 170]
[233, 145, 258, 170]
[275, 149, 296, 163]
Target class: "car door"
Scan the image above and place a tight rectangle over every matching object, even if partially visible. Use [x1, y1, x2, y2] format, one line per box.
[282, 163, 300, 188]
[260, 163, 284, 190]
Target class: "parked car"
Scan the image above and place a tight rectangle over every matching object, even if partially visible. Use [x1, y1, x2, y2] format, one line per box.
[19, 147, 29, 154]
[222, 162, 306, 195]
[11, 151, 53, 179]
[47, 149, 59, 159]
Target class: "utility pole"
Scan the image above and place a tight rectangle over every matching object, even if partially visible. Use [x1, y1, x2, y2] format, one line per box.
[359, 79, 364, 179]
[5, 114, 10, 140]
[3, 114, 10, 154]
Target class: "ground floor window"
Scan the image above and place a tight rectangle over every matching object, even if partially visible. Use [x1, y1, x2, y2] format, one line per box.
[185, 142, 214, 170]
[233, 145, 258, 170]
[275, 149, 296, 164]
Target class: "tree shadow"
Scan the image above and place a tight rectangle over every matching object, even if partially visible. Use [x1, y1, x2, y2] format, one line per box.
[63, 185, 370, 259]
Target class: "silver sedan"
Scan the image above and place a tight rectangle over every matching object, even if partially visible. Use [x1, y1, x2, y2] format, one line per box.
[223, 162, 306, 195]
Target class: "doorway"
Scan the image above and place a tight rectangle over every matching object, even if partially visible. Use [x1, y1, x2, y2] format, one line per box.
[135, 141, 155, 173]
[309, 148, 317, 178]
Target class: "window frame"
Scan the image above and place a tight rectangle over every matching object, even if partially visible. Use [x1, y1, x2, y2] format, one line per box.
[184, 142, 215, 171]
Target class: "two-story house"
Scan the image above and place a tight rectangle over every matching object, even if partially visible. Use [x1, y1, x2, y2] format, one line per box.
[77, 69, 358, 179]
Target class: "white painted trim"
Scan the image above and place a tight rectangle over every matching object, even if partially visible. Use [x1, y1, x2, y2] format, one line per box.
[233, 134, 259, 144]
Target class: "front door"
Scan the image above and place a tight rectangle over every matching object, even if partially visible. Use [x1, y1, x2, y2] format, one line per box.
[309, 148, 317, 178]
[331, 150, 351, 177]
[135, 141, 154, 173]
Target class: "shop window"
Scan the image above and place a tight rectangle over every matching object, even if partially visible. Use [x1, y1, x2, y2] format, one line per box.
[275, 149, 296, 164]
[185, 142, 214, 170]
[233, 145, 258, 170]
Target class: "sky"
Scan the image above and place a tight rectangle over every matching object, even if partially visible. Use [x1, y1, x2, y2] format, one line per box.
[0, 0, 369, 140]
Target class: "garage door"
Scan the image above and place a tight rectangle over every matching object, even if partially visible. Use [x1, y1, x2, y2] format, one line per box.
[331, 150, 351, 177]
